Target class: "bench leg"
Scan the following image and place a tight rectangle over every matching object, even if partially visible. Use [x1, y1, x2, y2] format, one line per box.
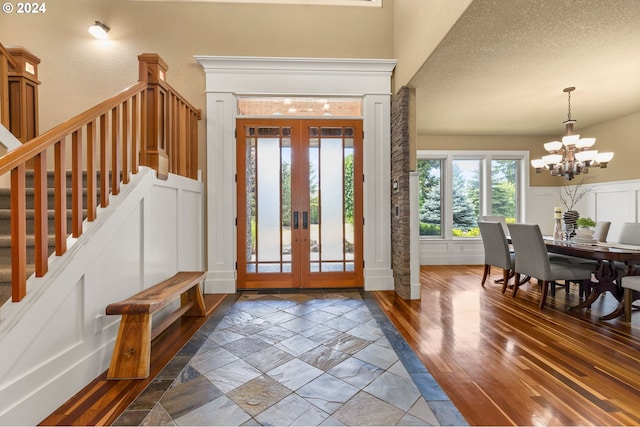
[182, 284, 206, 317]
[107, 313, 151, 379]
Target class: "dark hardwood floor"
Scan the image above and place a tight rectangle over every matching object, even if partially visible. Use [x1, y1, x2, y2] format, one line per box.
[40, 266, 640, 426]
[373, 265, 640, 426]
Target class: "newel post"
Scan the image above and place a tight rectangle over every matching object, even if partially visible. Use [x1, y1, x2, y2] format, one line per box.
[6, 46, 40, 142]
[138, 53, 169, 180]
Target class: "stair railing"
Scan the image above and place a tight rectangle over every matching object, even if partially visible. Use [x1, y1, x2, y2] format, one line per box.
[0, 53, 201, 302]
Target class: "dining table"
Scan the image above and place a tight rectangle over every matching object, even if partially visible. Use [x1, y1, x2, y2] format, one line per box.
[543, 238, 640, 320]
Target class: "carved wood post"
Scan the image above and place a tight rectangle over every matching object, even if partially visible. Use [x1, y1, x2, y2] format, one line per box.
[0, 43, 17, 129]
[6, 46, 40, 142]
[138, 53, 169, 179]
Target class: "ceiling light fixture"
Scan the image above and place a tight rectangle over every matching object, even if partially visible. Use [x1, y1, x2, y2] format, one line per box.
[89, 21, 110, 40]
[531, 87, 613, 180]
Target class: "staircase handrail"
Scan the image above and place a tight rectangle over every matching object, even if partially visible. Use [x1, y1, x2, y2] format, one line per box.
[0, 82, 146, 176]
[0, 53, 201, 303]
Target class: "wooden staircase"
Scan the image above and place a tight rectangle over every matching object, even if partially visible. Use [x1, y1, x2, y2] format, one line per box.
[0, 47, 201, 307]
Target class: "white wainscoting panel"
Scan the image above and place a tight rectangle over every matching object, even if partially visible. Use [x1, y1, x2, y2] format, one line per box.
[0, 167, 204, 425]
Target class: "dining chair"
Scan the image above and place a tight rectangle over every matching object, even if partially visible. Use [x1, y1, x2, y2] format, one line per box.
[613, 222, 640, 278]
[478, 221, 515, 293]
[621, 275, 640, 322]
[618, 222, 640, 245]
[593, 221, 611, 242]
[507, 223, 593, 309]
[481, 215, 510, 237]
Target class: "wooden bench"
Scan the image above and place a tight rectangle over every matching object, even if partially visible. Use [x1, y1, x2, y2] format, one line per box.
[105, 271, 206, 379]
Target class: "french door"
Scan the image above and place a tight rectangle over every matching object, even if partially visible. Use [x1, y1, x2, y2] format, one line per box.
[236, 119, 363, 289]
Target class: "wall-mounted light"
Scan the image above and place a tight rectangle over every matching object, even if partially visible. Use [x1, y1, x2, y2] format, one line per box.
[88, 21, 110, 39]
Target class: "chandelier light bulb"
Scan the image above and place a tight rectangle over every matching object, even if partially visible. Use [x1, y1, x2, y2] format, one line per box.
[544, 141, 563, 152]
[562, 134, 580, 147]
[576, 137, 596, 149]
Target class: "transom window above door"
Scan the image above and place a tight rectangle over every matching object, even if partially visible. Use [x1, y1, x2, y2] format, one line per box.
[238, 96, 362, 118]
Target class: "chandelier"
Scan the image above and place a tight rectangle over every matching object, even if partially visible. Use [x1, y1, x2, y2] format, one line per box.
[531, 87, 613, 180]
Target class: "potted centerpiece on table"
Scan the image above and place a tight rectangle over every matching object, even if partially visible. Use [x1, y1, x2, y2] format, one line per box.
[574, 216, 597, 241]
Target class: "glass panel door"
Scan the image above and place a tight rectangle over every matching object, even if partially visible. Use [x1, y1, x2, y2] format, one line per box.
[237, 119, 362, 289]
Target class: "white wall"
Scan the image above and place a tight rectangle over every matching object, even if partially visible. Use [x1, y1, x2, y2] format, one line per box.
[419, 179, 640, 265]
[0, 167, 204, 425]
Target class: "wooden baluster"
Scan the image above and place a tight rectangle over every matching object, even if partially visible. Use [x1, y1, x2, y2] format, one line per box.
[131, 93, 139, 174]
[111, 106, 121, 195]
[10, 164, 27, 301]
[33, 151, 48, 276]
[139, 89, 148, 175]
[122, 99, 130, 184]
[100, 114, 108, 208]
[54, 139, 67, 255]
[71, 129, 83, 237]
[179, 102, 188, 177]
[190, 110, 199, 179]
[167, 93, 174, 174]
[87, 120, 97, 221]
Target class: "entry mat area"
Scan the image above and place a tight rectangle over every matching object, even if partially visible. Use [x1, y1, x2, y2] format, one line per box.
[113, 290, 467, 426]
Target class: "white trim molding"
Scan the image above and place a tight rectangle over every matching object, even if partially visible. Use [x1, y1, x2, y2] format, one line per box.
[196, 55, 397, 292]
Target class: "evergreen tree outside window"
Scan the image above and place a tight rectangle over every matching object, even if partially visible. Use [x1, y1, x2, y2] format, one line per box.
[417, 159, 442, 236]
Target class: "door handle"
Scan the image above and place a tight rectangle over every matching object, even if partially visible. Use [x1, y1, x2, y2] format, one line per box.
[293, 211, 299, 229]
[303, 211, 308, 230]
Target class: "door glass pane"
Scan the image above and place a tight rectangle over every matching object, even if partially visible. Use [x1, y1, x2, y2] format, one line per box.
[246, 137, 257, 272]
[320, 138, 344, 264]
[309, 137, 320, 272]
[281, 136, 292, 273]
[344, 137, 355, 271]
[491, 159, 518, 223]
[257, 137, 281, 269]
[452, 159, 480, 237]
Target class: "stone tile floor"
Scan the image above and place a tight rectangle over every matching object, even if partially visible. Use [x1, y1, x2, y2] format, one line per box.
[114, 290, 467, 426]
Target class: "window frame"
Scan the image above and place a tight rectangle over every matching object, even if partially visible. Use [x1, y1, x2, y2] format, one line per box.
[417, 150, 529, 240]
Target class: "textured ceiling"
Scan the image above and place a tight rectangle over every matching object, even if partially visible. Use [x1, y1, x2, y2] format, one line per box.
[410, 0, 640, 136]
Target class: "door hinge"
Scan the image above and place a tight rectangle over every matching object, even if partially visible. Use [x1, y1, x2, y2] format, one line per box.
[363, 260, 365, 268]
[362, 130, 365, 139]
[235, 173, 237, 182]
[363, 217, 365, 225]
[234, 128, 237, 138]
[235, 217, 237, 226]
[235, 262, 238, 270]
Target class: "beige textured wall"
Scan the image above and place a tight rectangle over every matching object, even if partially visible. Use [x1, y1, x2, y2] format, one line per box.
[0, 0, 393, 171]
[574, 111, 640, 184]
[392, 0, 472, 89]
[418, 110, 640, 187]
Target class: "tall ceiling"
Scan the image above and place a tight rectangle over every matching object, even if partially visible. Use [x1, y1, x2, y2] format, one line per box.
[409, 0, 640, 137]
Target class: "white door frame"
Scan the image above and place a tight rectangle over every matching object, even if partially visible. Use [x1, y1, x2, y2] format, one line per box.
[195, 56, 397, 293]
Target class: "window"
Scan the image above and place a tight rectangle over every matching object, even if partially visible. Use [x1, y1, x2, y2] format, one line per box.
[417, 151, 527, 238]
